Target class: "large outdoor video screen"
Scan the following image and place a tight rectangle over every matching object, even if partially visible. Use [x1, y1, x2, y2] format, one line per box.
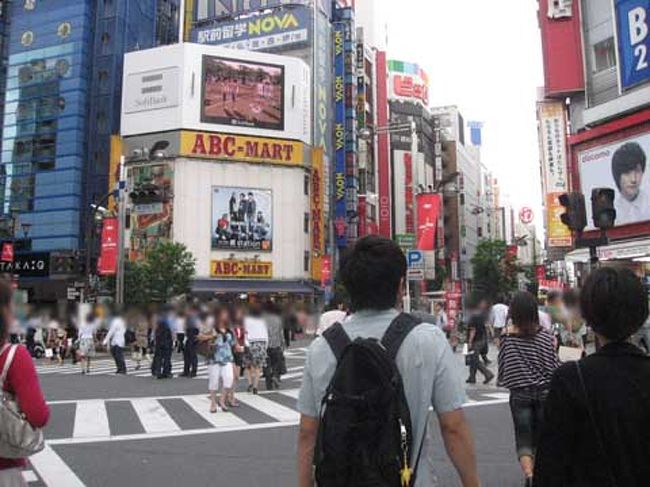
[211, 186, 273, 251]
[579, 132, 650, 229]
[201, 55, 285, 131]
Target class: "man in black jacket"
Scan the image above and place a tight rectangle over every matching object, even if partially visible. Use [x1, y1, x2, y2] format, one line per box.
[151, 307, 174, 379]
[181, 307, 199, 378]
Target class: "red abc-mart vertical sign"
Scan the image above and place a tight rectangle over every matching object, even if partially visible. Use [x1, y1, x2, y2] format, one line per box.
[98, 218, 118, 276]
[416, 194, 441, 251]
[376, 51, 392, 238]
[1, 243, 14, 263]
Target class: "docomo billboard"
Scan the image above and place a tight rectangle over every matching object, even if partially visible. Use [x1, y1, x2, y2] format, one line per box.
[121, 43, 311, 145]
[579, 131, 650, 229]
[387, 60, 430, 106]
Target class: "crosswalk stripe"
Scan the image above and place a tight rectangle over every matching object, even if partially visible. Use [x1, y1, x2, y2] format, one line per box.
[22, 470, 38, 483]
[279, 389, 300, 400]
[73, 400, 110, 438]
[131, 398, 180, 433]
[182, 395, 248, 428]
[237, 393, 299, 422]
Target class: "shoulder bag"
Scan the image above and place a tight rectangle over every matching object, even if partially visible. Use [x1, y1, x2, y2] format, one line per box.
[0, 344, 45, 458]
[575, 361, 617, 487]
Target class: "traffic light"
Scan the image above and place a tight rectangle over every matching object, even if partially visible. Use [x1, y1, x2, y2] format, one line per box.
[591, 188, 616, 230]
[558, 192, 587, 233]
[129, 183, 163, 205]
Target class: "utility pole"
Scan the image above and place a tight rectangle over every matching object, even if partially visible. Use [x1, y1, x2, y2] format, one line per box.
[407, 119, 418, 313]
[115, 157, 127, 307]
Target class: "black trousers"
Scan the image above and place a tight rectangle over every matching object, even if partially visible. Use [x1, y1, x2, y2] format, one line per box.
[176, 333, 185, 353]
[468, 352, 491, 381]
[509, 387, 548, 458]
[264, 347, 284, 389]
[111, 346, 127, 374]
[183, 344, 198, 377]
[152, 346, 173, 377]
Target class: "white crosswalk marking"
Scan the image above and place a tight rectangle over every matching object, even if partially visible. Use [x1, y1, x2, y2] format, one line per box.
[182, 395, 248, 428]
[131, 398, 180, 433]
[237, 393, 300, 422]
[279, 389, 300, 399]
[21, 470, 38, 483]
[73, 400, 110, 438]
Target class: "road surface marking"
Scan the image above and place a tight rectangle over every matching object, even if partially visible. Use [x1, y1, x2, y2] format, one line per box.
[182, 395, 248, 428]
[483, 392, 510, 400]
[22, 470, 38, 483]
[73, 400, 110, 438]
[237, 393, 299, 422]
[131, 398, 180, 433]
[30, 445, 85, 486]
[279, 389, 300, 399]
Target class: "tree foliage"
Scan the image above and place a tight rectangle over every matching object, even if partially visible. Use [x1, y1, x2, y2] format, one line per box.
[471, 240, 519, 302]
[125, 242, 196, 304]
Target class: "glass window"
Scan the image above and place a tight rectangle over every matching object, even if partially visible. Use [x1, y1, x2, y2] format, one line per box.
[304, 213, 309, 233]
[593, 37, 616, 73]
[304, 175, 309, 195]
[304, 251, 310, 272]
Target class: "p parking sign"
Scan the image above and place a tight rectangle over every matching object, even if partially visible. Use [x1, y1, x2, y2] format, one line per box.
[407, 250, 424, 270]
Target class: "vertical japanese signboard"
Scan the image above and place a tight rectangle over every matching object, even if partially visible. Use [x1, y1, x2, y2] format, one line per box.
[311, 148, 325, 282]
[333, 21, 347, 248]
[98, 218, 118, 276]
[376, 51, 391, 238]
[416, 194, 442, 251]
[538, 101, 572, 247]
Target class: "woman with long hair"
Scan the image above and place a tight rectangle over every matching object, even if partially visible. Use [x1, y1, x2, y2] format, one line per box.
[205, 306, 235, 413]
[243, 303, 268, 395]
[498, 291, 560, 486]
[0, 279, 49, 484]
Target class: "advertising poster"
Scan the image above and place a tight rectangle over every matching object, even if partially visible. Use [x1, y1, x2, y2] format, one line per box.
[579, 131, 650, 228]
[614, 1, 650, 90]
[314, 10, 332, 159]
[387, 59, 430, 106]
[538, 101, 571, 246]
[342, 9, 358, 244]
[311, 148, 325, 281]
[98, 218, 118, 276]
[194, 6, 311, 51]
[333, 22, 347, 247]
[376, 51, 392, 238]
[201, 55, 285, 131]
[416, 194, 441, 251]
[211, 187, 273, 251]
[129, 164, 174, 261]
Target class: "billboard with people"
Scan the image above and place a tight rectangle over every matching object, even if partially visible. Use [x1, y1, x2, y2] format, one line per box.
[201, 55, 285, 131]
[579, 131, 650, 228]
[211, 186, 273, 251]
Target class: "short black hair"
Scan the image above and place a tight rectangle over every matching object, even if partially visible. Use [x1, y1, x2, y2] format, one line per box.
[340, 235, 406, 311]
[509, 291, 540, 337]
[611, 142, 646, 190]
[562, 288, 580, 308]
[580, 268, 649, 342]
[547, 290, 562, 304]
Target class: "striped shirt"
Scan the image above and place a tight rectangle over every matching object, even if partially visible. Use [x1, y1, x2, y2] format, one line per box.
[498, 328, 560, 390]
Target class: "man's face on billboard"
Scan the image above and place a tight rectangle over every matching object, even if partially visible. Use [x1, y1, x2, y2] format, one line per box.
[619, 165, 644, 201]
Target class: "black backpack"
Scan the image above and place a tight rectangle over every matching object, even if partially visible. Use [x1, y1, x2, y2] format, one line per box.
[124, 329, 136, 346]
[315, 313, 422, 487]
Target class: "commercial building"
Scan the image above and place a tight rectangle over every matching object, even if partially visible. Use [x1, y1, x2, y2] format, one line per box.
[0, 0, 180, 301]
[537, 0, 650, 286]
[121, 43, 318, 298]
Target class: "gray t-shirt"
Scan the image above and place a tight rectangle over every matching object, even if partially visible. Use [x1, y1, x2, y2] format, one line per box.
[298, 309, 465, 486]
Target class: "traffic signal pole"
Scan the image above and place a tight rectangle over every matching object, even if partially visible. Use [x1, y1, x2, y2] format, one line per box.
[115, 157, 127, 307]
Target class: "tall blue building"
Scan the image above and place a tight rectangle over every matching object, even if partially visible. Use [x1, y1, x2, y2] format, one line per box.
[0, 0, 178, 300]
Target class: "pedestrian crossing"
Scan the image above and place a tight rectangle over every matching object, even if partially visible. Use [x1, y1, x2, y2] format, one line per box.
[35, 347, 308, 380]
[45, 388, 302, 445]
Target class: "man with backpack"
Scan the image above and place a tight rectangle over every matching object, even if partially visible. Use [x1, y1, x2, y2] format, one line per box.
[297, 236, 479, 487]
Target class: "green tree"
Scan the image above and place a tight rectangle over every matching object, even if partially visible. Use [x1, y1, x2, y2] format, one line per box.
[471, 240, 519, 302]
[125, 242, 196, 304]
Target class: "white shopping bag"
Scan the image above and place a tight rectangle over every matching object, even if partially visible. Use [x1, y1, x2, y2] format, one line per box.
[45, 348, 53, 359]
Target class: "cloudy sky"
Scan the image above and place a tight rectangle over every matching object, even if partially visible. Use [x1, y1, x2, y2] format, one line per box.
[384, 0, 544, 224]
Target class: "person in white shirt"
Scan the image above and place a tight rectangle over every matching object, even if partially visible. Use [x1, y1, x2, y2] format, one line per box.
[78, 313, 98, 375]
[316, 300, 348, 336]
[488, 300, 509, 344]
[103, 313, 127, 375]
[243, 304, 268, 395]
[612, 142, 650, 226]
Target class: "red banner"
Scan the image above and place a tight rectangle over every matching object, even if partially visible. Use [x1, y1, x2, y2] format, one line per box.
[536, 265, 546, 281]
[321, 255, 332, 288]
[539, 279, 566, 290]
[1, 243, 14, 263]
[416, 194, 442, 251]
[98, 218, 118, 276]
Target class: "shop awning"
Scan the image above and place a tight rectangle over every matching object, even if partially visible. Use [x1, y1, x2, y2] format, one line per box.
[191, 279, 322, 295]
[565, 238, 650, 263]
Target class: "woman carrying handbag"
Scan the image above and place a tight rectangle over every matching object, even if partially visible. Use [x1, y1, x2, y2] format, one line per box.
[0, 279, 49, 486]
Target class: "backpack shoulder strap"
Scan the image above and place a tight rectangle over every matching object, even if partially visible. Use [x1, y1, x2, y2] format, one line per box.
[1, 344, 18, 386]
[381, 313, 421, 361]
[322, 322, 351, 362]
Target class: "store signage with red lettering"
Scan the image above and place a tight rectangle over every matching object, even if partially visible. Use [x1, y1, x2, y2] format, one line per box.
[211, 259, 273, 279]
[181, 131, 303, 166]
[392, 74, 429, 105]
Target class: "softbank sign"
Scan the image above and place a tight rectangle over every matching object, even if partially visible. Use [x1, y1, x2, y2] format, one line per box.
[387, 59, 430, 106]
[124, 67, 180, 113]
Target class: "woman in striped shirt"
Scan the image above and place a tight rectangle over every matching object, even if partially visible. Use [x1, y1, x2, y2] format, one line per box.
[498, 291, 560, 487]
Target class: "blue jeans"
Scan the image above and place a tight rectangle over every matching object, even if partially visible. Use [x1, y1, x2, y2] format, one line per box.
[509, 386, 548, 458]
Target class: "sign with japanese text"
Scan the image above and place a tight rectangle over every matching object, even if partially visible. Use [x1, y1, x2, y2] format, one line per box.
[199, 0, 331, 22]
[98, 218, 118, 276]
[519, 207, 535, 225]
[614, 1, 650, 90]
[416, 194, 442, 251]
[211, 259, 273, 279]
[181, 131, 303, 166]
[193, 6, 311, 51]
[387, 60, 430, 106]
[1, 243, 14, 263]
[546, 193, 573, 247]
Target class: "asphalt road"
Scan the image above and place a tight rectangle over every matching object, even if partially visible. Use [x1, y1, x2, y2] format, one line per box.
[22, 341, 525, 487]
